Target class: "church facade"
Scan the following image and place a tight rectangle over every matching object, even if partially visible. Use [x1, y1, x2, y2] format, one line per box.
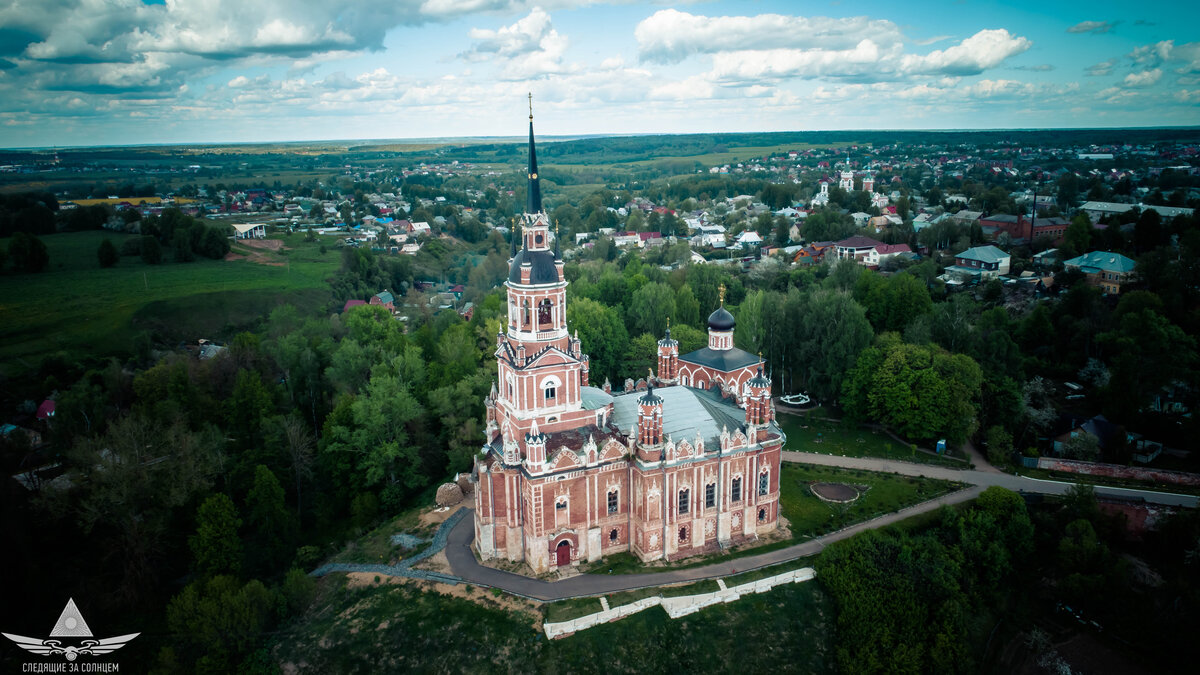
[471, 108, 785, 574]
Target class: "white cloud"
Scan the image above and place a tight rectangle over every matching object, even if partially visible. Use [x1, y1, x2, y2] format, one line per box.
[1124, 68, 1162, 87]
[899, 29, 1031, 76]
[705, 28, 1029, 85]
[460, 9, 570, 80]
[635, 9, 904, 64]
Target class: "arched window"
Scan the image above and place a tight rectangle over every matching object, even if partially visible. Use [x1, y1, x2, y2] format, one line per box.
[609, 528, 619, 543]
[731, 477, 742, 503]
[759, 470, 769, 496]
[678, 526, 688, 543]
[678, 488, 690, 515]
[522, 299, 531, 328]
[537, 298, 552, 328]
[705, 483, 716, 509]
[607, 488, 618, 515]
[758, 507, 767, 522]
[541, 375, 561, 406]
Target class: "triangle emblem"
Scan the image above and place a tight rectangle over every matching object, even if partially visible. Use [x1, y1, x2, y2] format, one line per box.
[49, 598, 93, 637]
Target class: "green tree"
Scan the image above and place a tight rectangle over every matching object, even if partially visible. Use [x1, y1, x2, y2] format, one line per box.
[1064, 213, 1094, 254]
[190, 493, 243, 578]
[984, 425, 1013, 466]
[843, 334, 983, 443]
[322, 373, 427, 499]
[244, 465, 298, 576]
[793, 290, 874, 401]
[166, 575, 277, 672]
[7, 232, 49, 273]
[97, 238, 119, 268]
[674, 284, 701, 328]
[567, 296, 629, 385]
[140, 235, 162, 264]
[621, 333, 660, 382]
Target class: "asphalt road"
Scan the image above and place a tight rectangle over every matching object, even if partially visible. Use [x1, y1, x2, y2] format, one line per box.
[443, 452, 1197, 601]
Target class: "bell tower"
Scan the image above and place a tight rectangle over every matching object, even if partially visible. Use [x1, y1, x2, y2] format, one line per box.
[492, 96, 593, 468]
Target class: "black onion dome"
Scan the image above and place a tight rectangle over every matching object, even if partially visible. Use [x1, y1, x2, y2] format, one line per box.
[658, 327, 677, 347]
[508, 249, 560, 285]
[638, 385, 662, 405]
[749, 365, 770, 388]
[707, 306, 736, 331]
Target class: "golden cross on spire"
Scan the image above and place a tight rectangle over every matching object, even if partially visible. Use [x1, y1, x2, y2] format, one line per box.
[666, 317, 670, 330]
[718, 283, 726, 305]
[528, 92, 533, 121]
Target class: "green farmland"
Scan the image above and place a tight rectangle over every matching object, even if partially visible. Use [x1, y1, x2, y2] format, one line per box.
[0, 231, 338, 377]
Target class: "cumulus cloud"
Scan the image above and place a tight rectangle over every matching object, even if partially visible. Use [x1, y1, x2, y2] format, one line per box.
[899, 29, 1031, 76]
[1124, 68, 1162, 87]
[635, 10, 904, 64]
[635, 9, 1029, 85]
[1067, 21, 1117, 34]
[460, 8, 570, 80]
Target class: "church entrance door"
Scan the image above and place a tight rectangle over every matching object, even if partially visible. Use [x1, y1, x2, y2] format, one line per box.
[555, 540, 571, 567]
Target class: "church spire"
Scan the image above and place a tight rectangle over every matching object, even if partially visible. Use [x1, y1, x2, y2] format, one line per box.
[526, 93, 542, 214]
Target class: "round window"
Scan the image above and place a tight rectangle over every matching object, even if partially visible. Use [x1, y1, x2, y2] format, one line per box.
[535, 234, 544, 245]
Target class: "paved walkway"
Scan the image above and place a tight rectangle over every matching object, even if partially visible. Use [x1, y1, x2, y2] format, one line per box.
[310, 508, 468, 584]
[318, 452, 1198, 601]
[781, 451, 1199, 507]
[442, 485, 985, 601]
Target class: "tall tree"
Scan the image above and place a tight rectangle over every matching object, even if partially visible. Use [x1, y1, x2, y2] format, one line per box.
[190, 494, 243, 578]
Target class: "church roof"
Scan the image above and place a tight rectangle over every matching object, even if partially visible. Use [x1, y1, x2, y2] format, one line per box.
[610, 386, 734, 450]
[679, 346, 760, 372]
[580, 386, 613, 410]
[508, 248, 559, 285]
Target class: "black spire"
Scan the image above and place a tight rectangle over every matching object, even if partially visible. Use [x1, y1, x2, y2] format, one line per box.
[526, 93, 542, 214]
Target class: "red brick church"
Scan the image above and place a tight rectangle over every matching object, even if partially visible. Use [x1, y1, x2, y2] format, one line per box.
[471, 107, 785, 574]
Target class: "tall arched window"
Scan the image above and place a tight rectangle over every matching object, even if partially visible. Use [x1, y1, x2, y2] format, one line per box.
[731, 477, 742, 503]
[541, 375, 561, 406]
[678, 488, 690, 515]
[537, 298, 552, 328]
[759, 470, 769, 496]
[522, 299, 531, 328]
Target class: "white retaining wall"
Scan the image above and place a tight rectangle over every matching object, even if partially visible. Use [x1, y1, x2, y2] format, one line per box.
[543, 567, 816, 639]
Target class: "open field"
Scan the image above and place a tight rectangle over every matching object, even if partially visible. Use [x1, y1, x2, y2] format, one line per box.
[0, 231, 338, 377]
[777, 410, 968, 467]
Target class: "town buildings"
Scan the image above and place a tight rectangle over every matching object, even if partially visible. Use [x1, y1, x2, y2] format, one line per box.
[1063, 251, 1137, 294]
[472, 110, 784, 574]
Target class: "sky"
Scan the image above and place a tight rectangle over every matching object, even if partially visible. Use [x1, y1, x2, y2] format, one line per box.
[0, 0, 1197, 148]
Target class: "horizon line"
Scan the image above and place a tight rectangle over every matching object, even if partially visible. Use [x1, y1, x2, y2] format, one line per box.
[5, 125, 1200, 153]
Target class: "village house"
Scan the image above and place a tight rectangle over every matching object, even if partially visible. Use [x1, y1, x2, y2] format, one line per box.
[945, 245, 1011, 280]
[1063, 251, 1137, 294]
[833, 235, 884, 263]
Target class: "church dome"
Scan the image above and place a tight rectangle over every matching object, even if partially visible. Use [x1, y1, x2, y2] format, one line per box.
[508, 249, 559, 285]
[749, 365, 770, 389]
[707, 306, 735, 331]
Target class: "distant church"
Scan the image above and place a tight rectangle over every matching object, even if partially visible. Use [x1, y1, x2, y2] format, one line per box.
[471, 103, 785, 574]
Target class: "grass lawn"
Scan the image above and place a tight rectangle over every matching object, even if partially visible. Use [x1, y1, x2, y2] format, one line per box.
[0, 231, 338, 377]
[777, 410, 968, 467]
[274, 575, 832, 673]
[579, 463, 961, 575]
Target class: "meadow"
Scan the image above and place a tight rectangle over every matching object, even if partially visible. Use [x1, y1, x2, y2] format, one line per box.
[0, 230, 338, 377]
[777, 410, 969, 466]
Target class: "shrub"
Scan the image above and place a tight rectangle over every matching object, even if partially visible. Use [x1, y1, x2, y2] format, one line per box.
[97, 238, 119, 268]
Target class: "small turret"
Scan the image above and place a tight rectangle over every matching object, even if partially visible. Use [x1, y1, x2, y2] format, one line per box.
[635, 385, 664, 454]
[657, 318, 679, 383]
[745, 359, 772, 428]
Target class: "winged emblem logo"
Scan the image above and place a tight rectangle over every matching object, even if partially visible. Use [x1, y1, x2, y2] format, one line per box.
[3, 598, 139, 662]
